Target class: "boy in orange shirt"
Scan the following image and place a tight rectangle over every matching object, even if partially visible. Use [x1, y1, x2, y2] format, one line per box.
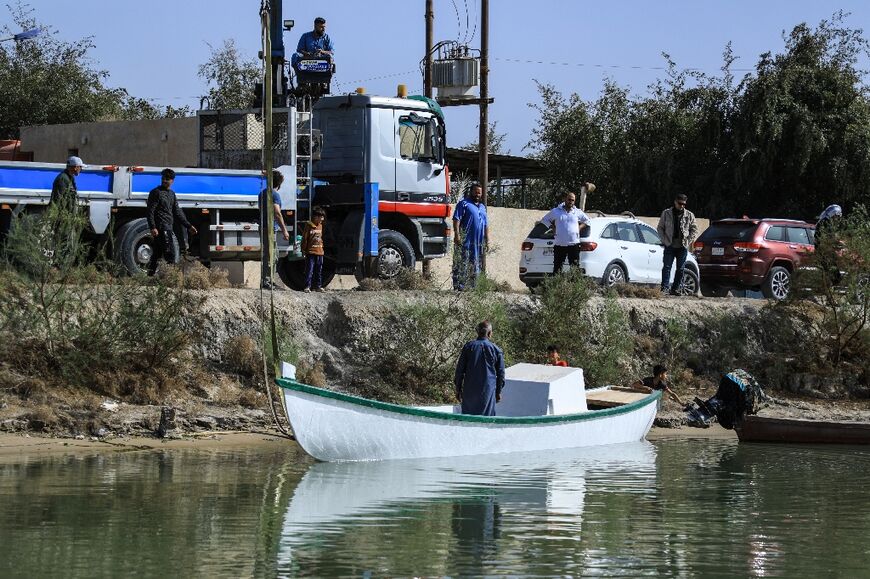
[546, 345, 568, 367]
[302, 207, 326, 292]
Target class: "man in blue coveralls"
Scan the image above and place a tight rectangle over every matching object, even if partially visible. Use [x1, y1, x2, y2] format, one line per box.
[452, 183, 489, 290]
[292, 17, 334, 67]
[454, 320, 506, 416]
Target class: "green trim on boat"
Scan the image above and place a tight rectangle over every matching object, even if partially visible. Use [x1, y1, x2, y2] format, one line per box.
[276, 378, 661, 425]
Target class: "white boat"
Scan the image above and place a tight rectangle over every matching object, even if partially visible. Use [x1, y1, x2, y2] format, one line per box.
[277, 363, 660, 462]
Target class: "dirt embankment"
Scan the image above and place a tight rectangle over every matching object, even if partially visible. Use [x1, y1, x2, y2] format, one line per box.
[1, 289, 868, 443]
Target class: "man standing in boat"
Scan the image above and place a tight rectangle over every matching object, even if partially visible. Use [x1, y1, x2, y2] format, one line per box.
[454, 321, 506, 416]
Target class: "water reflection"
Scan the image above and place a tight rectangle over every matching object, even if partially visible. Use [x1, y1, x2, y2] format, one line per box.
[3, 440, 870, 577]
[276, 442, 656, 577]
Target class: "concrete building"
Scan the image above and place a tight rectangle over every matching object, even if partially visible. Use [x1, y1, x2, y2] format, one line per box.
[20, 117, 198, 167]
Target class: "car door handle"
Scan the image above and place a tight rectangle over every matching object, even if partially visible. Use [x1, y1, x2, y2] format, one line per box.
[397, 192, 410, 201]
[620, 245, 628, 250]
[788, 245, 797, 249]
[649, 249, 658, 253]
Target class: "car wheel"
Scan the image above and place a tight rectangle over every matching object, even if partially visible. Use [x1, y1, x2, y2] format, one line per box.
[762, 266, 791, 300]
[678, 268, 700, 296]
[602, 263, 626, 287]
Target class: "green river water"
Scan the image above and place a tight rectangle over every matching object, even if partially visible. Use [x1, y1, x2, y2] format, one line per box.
[1, 438, 869, 578]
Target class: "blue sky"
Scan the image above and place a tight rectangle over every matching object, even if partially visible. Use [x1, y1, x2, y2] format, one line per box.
[19, 1, 870, 155]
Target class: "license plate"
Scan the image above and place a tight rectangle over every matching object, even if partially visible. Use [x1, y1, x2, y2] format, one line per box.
[712, 247, 724, 256]
[543, 249, 553, 256]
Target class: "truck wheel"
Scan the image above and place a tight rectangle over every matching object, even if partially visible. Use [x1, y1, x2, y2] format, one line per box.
[762, 266, 791, 300]
[114, 218, 178, 275]
[371, 229, 416, 280]
[277, 256, 337, 290]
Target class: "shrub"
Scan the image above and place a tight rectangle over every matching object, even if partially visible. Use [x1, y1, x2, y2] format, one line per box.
[370, 288, 513, 401]
[611, 283, 662, 299]
[223, 334, 261, 377]
[518, 270, 631, 386]
[0, 206, 203, 397]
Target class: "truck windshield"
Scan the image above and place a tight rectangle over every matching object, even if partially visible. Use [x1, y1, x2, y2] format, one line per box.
[399, 114, 441, 164]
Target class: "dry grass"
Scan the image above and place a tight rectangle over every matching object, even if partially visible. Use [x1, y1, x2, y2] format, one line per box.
[611, 283, 662, 299]
[297, 361, 327, 388]
[156, 261, 231, 289]
[357, 270, 434, 291]
[223, 334, 262, 377]
[238, 387, 265, 409]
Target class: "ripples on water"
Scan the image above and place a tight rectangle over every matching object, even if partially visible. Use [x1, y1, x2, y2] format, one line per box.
[1, 440, 869, 577]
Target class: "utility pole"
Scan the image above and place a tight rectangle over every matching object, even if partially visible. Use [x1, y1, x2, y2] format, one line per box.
[424, 0, 434, 98]
[478, 0, 489, 205]
[422, 0, 435, 279]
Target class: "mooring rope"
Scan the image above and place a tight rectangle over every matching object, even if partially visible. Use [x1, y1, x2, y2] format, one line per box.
[259, 1, 293, 439]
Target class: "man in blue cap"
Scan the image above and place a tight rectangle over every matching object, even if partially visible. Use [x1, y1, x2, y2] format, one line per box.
[454, 320, 506, 416]
[50, 156, 85, 210]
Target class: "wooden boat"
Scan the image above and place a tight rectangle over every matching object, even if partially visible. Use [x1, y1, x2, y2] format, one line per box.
[736, 415, 870, 444]
[276, 363, 660, 462]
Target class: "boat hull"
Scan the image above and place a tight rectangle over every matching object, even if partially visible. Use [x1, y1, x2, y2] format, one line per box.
[736, 415, 870, 445]
[278, 380, 659, 461]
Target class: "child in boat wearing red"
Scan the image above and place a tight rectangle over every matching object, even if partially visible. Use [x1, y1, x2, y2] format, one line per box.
[632, 364, 684, 404]
[546, 345, 568, 367]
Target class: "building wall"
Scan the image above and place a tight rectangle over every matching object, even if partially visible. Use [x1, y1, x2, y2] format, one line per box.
[19, 117, 198, 167]
[330, 207, 710, 292]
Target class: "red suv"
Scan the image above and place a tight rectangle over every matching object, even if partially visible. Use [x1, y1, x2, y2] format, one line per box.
[693, 218, 815, 299]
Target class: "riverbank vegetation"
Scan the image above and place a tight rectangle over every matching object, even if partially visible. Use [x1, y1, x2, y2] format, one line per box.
[528, 14, 870, 219]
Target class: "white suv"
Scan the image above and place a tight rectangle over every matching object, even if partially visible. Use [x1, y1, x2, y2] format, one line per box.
[518, 214, 700, 293]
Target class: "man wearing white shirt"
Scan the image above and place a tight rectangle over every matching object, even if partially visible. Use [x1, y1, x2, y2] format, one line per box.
[540, 191, 592, 274]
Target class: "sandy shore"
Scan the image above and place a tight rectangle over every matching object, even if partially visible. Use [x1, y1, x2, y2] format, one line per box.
[0, 431, 293, 461]
[0, 425, 736, 462]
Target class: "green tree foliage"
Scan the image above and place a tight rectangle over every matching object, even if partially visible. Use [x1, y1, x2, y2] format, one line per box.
[0, 2, 189, 138]
[198, 39, 260, 110]
[461, 121, 510, 155]
[529, 14, 870, 219]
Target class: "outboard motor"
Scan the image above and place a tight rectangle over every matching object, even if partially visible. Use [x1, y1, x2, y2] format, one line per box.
[685, 369, 767, 429]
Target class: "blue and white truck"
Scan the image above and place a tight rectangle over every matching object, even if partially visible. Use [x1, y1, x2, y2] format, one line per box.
[0, 93, 452, 289]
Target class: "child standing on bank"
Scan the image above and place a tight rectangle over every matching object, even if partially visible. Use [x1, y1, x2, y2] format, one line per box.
[302, 207, 326, 292]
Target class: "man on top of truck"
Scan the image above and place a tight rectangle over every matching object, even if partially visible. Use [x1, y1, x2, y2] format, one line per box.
[50, 156, 85, 209]
[292, 17, 334, 66]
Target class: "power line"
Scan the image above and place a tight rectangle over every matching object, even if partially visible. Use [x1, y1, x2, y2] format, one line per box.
[494, 56, 755, 73]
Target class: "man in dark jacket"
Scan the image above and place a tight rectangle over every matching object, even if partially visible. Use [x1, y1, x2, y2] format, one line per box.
[454, 320, 506, 416]
[50, 156, 85, 209]
[146, 168, 197, 276]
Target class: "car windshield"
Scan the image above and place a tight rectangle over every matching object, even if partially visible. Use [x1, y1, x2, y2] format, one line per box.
[700, 222, 757, 241]
[527, 221, 591, 240]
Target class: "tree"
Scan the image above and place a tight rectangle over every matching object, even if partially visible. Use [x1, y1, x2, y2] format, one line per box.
[0, 2, 191, 138]
[0, 2, 126, 138]
[198, 39, 260, 110]
[527, 14, 870, 220]
[732, 13, 870, 219]
[461, 121, 510, 155]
